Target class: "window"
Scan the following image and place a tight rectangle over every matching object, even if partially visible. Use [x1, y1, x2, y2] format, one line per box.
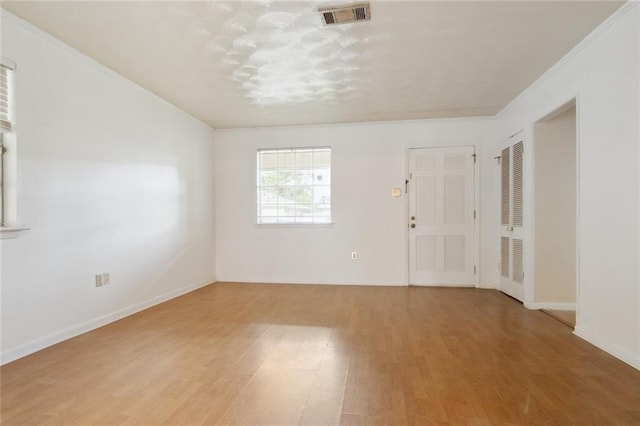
[257, 147, 331, 224]
[0, 63, 13, 133]
[0, 58, 15, 227]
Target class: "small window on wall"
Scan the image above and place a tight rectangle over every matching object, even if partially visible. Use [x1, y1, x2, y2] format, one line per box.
[257, 147, 331, 224]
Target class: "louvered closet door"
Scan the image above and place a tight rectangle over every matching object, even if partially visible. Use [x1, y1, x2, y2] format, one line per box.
[499, 140, 525, 301]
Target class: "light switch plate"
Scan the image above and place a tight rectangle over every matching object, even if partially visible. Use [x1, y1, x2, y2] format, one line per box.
[391, 188, 402, 197]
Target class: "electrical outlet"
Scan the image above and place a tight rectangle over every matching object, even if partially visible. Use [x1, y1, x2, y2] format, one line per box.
[351, 251, 358, 260]
[103, 272, 110, 285]
[95, 274, 103, 287]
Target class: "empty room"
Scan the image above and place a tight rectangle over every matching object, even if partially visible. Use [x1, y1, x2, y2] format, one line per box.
[1, 0, 639, 424]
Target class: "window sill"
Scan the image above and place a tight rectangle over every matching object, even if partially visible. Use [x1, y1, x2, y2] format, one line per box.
[0, 226, 31, 239]
[255, 223, 334, 228]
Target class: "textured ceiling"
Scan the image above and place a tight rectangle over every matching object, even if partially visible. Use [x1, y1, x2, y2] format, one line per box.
[1, 1, 624, 128]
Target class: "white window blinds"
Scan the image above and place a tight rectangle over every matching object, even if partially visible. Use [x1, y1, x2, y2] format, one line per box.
[0, 63, 14, 133]
[257, 147, 332, 224]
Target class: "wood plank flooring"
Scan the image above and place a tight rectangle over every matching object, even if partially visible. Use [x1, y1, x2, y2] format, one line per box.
[2, 283, 639, 425]
[541, 309, 576, 329]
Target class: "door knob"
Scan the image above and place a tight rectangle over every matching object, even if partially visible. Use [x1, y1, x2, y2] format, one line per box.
[410, 224, 416, 228]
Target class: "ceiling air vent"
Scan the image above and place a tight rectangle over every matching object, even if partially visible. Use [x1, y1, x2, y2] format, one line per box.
[320, 3, 371, 26]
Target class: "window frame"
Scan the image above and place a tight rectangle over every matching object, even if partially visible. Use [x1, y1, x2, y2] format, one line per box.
[0, 58, 28, 238]
[256, 146, 332, 225]
[0, 59, 16, 228]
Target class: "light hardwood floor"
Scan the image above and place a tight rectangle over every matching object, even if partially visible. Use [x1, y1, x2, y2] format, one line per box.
[541, 309, 576, 329]
[2, 283, 639, 425]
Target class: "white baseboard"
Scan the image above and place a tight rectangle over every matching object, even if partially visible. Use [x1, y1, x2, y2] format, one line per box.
[0, 278, 215, 366]
[525, 302, 576, 311]
[478, 282, 498, 290]
[410, 283, 475, 288]
[574, 326, 640, 371]
[216, 278, 407, 286]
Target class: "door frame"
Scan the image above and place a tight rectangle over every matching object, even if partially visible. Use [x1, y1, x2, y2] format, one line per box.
[526, 96, 581, 320]
[405, 143, 480, 288]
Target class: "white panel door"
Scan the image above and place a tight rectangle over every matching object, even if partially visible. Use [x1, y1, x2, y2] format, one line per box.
[499, 140, 525, 301]
[408, 147, 475, 286]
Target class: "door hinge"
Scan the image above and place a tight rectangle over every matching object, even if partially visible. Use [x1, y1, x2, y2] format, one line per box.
[474, 266, 477, 274]
[474, 210, 476, 220]
[494, 155, 501, 165]
[472, 153, 476, 163]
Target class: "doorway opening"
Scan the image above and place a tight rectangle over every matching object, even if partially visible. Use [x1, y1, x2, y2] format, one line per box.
[533, 100, 577, 328]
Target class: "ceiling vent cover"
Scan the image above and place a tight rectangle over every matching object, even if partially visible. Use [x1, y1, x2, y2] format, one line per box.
[320, 3, 370, 26]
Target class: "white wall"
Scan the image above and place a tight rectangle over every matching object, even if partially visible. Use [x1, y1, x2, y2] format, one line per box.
[534, 106, 576, 305]
[214, 118, 498, 287]
[0, 13, 216, 364]
[495, 4, 640, 368]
